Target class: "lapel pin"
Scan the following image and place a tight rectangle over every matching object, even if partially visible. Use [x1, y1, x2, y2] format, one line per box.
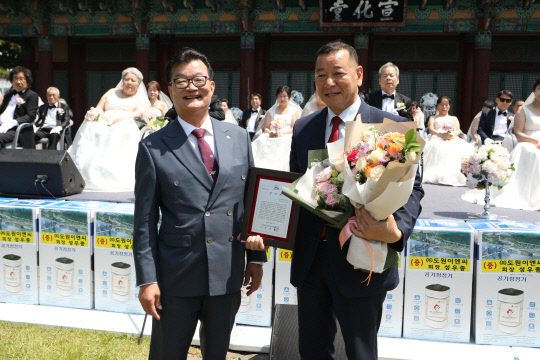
[226, 136, 231, 139]
[174, 180, 180, 186]
[241, 175, 246, 180]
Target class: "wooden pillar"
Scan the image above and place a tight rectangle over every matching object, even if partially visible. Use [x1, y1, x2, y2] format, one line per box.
[254, 35, 266, 102]
[20, 38, 34, 72]
[353, 32, 370, 93]
[240, 32, 255, 110]
[38, 36, 53, 100]
[158, 35, 172, 93]
[69, 37, 85, 131]
[136, 34, 150, 83]
[471, 31, 491, 121]
[459, 34, 476, 131]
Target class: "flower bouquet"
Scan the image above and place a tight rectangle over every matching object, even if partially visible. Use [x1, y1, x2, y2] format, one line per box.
[282, 142, 354, 230]
[441, 123, 455, 135]
[84, 109, 101, 123]
[340, 118, 425, 277]
[270, 116, 285, 136]
[291, 90, 304, 106]
[148, 116, 169, 132]
[461, 144, 514, 190]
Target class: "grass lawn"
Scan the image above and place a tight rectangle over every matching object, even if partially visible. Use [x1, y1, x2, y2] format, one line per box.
[0, 321, 202, 360]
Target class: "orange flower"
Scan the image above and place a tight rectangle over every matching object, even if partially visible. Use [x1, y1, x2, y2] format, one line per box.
[364, 163, 377, 178]
[388, 142, 403, 155]
[384, 132, 405, 143]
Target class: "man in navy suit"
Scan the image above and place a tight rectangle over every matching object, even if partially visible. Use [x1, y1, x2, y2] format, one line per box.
[477, 90, 514, 145]
[0, 67, 38, 149]
[290, 41, 423, 360]
[133, 48, 266, 360]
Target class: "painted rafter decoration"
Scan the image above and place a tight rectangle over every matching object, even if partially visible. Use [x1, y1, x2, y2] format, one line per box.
[0, 0, 21, 15]
[184, 0, 197, 13]
[77, 0, 95, 14]
[275, 0, 286, 11]
[160, 0, 177, 12]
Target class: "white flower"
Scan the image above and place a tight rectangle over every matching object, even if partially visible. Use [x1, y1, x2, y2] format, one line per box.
[396, 102, 406, 110]
[356, 156, 367, 171]
[466, 173, 479, 189]
[469, 153, 482, 165]
[482, 160, 496, 174]
[371, 148, 386, 164]
[405, 151, 417, 164]
[57, 108, 65, 116]
[369, 165, 385, 181]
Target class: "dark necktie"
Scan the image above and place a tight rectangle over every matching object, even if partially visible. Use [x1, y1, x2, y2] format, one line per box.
[191, 128, 219, 182]
[498, 111, 507, 116]
[382, 93, 395, 100]
[251, 109, 258, 113]
[48, 105, 56, 109]
[328, 116, 341, 144]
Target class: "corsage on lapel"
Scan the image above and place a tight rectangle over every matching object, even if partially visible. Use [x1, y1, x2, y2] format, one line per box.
[16, 97, 26, 108]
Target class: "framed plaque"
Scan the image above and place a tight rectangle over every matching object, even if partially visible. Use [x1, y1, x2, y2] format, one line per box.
[320, 0, 408, 28]
[241, 167, 301, 250]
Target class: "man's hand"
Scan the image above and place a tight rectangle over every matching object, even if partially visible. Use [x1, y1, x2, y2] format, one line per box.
[242, 234, 268, 251]
[244, 263, 263, 296]
[350, 206, 402, 244]
[138, 283, 162, 320]
[50, 126, 62, 134]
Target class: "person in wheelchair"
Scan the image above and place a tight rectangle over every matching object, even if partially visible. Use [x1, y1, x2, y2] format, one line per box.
[35, 87, 72, 150]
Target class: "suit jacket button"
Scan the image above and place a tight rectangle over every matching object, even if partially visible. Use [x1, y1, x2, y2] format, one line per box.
[241, 175, 246, 180]
[205, 211, 210, 217]
[207, 237, 213, 243]
[227, 210, 232, 216]
[174, 180, 180, 186]
[229, 236, 233, 242]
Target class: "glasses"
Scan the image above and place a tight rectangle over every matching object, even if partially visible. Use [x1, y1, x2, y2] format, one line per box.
[13, 77, 27, 82]
[170, 76, 209, 89]
[498, 98, 512, 103]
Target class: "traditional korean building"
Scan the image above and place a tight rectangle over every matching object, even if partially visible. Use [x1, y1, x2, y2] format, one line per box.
[0, 0, 539, 131]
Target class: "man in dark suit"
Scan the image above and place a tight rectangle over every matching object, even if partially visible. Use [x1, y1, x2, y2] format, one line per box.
[133, 47, 266, 360]
[364, 62, 414, 122]
[35, 87, 72, 149]
[289, 42, 424, 360]
[239, 93, 266, 141]
[477, 90, 514, 145]
[0, 66, 39, 149]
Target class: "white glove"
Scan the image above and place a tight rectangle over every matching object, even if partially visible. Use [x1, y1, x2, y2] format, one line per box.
[0, 119, 17, 133]
[0, 124, 8, 133]
[50, 126, 62, 134]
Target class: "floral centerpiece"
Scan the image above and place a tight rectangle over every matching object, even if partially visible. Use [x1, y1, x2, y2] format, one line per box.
[148, 116, 168, 132]
[461, 144, 515, 190]
[291, 90, 304, 106]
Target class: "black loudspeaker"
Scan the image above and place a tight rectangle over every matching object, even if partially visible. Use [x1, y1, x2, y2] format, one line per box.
[270, 304, 346, 360]
[0, 149, 85, 197]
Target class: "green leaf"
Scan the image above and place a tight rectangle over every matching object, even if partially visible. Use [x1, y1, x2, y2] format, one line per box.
[394, 140, 404, 148]
[405, 129, 414, 143]
[407, 145, 421, 152]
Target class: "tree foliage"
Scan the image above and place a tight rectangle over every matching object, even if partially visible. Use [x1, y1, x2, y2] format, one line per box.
[0, 40, 21, 79]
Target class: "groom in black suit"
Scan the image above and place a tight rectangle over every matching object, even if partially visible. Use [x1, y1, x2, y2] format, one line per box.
[364, 62, 414, 122]
[35, 87, 72, 149]
[0, 67, 39, 149]
[477, 90, 514, 145]
[239, 93, 266, 141]
[291, 42, 423, 360]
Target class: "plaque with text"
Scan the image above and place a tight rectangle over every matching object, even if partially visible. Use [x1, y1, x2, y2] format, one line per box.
[241, 168, 301, 250]
[320, 0, 407, 27]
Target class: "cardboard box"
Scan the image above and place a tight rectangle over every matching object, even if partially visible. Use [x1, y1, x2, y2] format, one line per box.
[403, 219, 474, 343]
[378, 252, 405, 338]
[274, 249, 296, 306]
[0, 197, 17, 204]
[235, 248, 274, 327]
[0, 200, 63, 305]
[93, 203, 144, 314]
[469, 221, 540, 347]
[39, 201, 111, 309]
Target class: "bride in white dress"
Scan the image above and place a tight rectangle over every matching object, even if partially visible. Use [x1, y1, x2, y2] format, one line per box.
[462, 79, 540, 210]
[422, 96, 475, 186]
[68, 67, 151, 192]
[147, 80, 172, 119]
[252, 86, 301, 171]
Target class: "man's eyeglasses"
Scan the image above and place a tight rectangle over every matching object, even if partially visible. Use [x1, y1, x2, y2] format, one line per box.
[498, 98, 512, 103]
[170, 76, 209, 89]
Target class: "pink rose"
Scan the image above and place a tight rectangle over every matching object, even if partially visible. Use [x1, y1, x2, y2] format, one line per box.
[16, 97, 25, 105]
[471, 163, 482, 175]
[461, 159, 471, 174]
[537, 143, 540, 150]
[316, 167, 333, 183]
[347, 149, 359, 163]
[325, 194, 340, 207]
[315, 181, 330, 193]
[332, 159, 345, 172]
[322, 184, 339, 207]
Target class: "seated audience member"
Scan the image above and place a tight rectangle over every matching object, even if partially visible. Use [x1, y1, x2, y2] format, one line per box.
[478, 90, 514, 145]
[0, 67, 38, 149]
[467, 100, 495, 145]
[35, 87, 72, 149]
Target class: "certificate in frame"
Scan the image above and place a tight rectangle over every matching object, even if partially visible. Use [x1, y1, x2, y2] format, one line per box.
[241, 167, 301, 250]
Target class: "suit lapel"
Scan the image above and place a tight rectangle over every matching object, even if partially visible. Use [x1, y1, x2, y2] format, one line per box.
[394, 93, 403, 108]
[375, 91, 383, 110]
[489, 109, 496, 133]
[358, 99, 372, 123]
[207, 119, 232, 208]
[163, 120, 213, 191]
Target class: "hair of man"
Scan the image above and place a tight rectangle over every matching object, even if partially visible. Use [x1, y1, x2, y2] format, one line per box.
[378, 62, 400, 78]
[497, 89, 513, 99]
[250, 93, 261, 100]
[166, 47, 214, 84]
[315, 40, 358, 67]
[46, 87, 60, 96]
[10, 66, 33, 87]
[482, 100, 495, 109]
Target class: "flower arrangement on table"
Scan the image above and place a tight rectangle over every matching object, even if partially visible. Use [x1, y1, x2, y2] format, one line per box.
[461, 144, 515, 190]
[291, 90, 304, 106]
[148, 116, 169, 132]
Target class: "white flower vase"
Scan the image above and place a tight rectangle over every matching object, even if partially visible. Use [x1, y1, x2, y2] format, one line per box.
[478, 180, 497, 219]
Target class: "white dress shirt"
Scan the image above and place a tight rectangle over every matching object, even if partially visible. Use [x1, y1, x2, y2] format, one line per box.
[246, 107, 261, 133]
[381, 91, 396, 113]
[493, 107, 509, 138]
[0, 93, 21, 130]
[43, 102, 60, 129]
[178, 115, 219, 164]
[325, 96, 362, 143]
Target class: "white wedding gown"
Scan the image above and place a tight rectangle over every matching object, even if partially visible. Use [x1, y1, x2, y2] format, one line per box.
[252, 108, 296, 171]
[150, 108, 163, 118]
[462, 106, 540, 210]
[68, 94, 142, 192]
[422, 116, 475, 186]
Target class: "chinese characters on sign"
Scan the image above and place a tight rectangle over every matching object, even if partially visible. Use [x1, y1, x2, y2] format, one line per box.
[321, 0, 407, 27]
